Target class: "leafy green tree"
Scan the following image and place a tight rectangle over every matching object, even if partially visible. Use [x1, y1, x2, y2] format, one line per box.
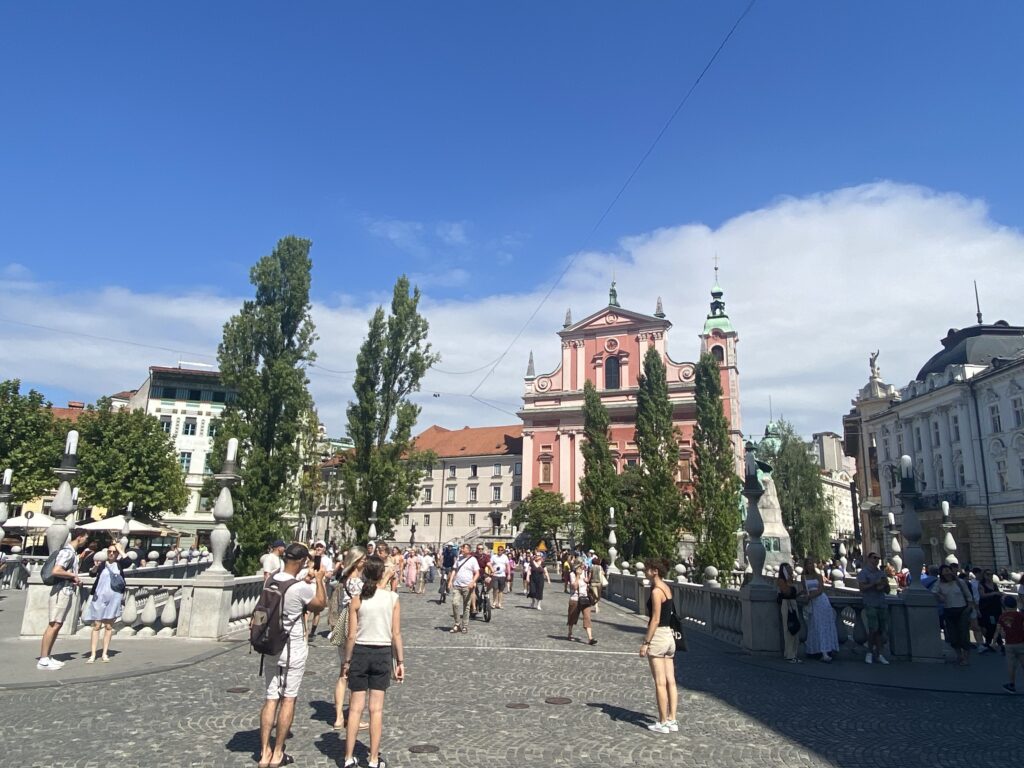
[634, 347, 683, 560]
[76, 399, 188, 518]
[578, 381, 619, 554]
[342, 276, 438, 543]
[511, 488, 568, 549]
[616, 464, 645, 560]
[0, 380, 64, 503]
[757, 420, 833, 561]
[211, 236, 318, 574]
[690, 352, 742, 575]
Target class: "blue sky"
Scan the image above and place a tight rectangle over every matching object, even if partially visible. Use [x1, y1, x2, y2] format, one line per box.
[2, 2, 1023, 436]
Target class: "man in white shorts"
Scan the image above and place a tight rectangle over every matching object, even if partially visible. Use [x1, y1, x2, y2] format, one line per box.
[259, 543, 326, 768]
[38, 527, 90, 670]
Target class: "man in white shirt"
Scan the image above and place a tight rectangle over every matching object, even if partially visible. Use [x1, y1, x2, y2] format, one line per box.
[260, 540, 286, 580]
[259, 543, 326, 768]
[38, 527, 90, 670]
[490, 546, 510, 609]
[448, 543, 479, 634]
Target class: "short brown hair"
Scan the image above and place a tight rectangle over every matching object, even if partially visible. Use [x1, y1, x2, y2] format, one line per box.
[644, 558, 669, 577]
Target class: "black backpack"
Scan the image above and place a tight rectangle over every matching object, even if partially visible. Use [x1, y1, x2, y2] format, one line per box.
[40, 547, 70, 586]
[250, 577, 299, 657]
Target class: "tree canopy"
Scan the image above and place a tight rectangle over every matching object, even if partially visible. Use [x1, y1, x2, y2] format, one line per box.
[342, 275, 438, 543]
[690, 352, 742, 575]
[0, 380, 64, 503]
[511, 488, 569, 549]
[212, 235, 318, 574]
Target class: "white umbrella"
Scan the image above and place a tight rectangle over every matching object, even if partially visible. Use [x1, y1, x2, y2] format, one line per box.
[80, 515, 165, 536]
[2, 513, 55, 529]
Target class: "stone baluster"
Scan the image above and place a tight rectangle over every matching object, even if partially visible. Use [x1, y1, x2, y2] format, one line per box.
[674, 563, 688, 584]
[941, 500, 958, 564]
[158, 588, 179, 636]
[703, 566, 720, 588]
[136, 591, 159, 636]
[47, 430, 80, 554]
[120, 588, 139, 635]
[742, 442, 767, 584]
[606, 506, 618, 574]
[209, 438, 240, 574]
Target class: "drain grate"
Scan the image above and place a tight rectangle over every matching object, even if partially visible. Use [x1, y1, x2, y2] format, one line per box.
[409, 745, 440, 754]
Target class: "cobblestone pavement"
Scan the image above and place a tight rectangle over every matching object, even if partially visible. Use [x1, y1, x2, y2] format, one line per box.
[2, 584, 1021, 768]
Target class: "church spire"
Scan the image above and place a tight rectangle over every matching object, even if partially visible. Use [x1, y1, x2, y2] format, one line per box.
[526, 350, 535, 379]
[564, 307, 573, 328]
[702, 266, 734, 334]
[654, 296, 665, 318]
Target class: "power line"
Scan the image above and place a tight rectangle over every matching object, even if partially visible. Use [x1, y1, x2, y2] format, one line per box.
[0, 316, 217, 360]
[468, 0, 759, 398]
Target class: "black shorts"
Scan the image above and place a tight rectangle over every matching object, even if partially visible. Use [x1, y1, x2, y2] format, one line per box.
[347, 645, 392, 692]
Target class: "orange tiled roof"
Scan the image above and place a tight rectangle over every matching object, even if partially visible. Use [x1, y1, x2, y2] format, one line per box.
[51, 404, 85, 423]
[109, 390, 136, 400]
[413, 424, 522, 458]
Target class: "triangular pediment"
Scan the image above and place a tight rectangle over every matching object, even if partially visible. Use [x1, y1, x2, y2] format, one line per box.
[559, 305, 671, 337]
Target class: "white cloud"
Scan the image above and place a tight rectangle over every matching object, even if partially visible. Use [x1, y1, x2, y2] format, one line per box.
[4, 182, 1022, 445]
[436, 221, 469, 246]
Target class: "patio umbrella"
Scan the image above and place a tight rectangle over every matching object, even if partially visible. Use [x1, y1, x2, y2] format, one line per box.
[80, 514, 165, 536]
[1, 513, 55, 529]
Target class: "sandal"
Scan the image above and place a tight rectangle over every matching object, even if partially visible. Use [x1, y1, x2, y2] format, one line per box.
[460, 625, 468, 633]
[449, 625, 460, 633]
[268, 755, 294, 768]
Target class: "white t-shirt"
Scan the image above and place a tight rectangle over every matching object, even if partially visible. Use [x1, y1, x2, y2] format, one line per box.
[452, 555, 480, 588]
[491, 554, 510, 578]
[422, 554, 435, 570]
[271, 572, 316, 665]
[260, 552, 282, 576]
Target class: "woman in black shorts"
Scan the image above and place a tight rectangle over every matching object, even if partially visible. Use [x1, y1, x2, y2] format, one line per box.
[342, 555, 404, 768]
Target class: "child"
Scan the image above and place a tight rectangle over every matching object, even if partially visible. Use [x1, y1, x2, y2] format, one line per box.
[994, 596, 1024, 693]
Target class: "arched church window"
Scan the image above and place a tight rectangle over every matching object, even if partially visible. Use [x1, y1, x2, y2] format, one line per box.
[711, 346, 724, 363]
[605, 356, 621, 389]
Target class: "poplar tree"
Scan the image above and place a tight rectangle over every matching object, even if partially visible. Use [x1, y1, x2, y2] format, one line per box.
[634, 347, 683, 560]
[757, 420, 833, 560]
[341, 276, 438, 542]
[212, 235, 318, 575]
[578, 380, 619, 554]
[0, 380, 63, 502]
[690, 351, 742, 575]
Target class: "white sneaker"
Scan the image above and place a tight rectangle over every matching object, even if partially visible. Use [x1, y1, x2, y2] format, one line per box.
[37, 658, 63, 670]
[877, 655, 890, 665]
[665, 719, 679, 732]
[648, 721, 671, 733]
[864, 653, 873, 664]
[821, 653, 832, 663]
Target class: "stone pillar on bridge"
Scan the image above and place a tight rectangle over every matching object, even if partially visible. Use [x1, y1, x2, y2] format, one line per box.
[740, 442, 783, 656]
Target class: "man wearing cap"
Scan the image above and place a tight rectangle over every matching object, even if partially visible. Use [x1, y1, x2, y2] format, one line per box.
[261, 540, 286, 581]
[259, 543, 326, 768]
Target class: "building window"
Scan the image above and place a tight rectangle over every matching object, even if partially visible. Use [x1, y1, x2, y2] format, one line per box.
[711, 346, 724, 363]
[447, 487, 455, 503]
[159, 415, 172, 434]
[896, 432, 904, 456]
[1013, 397, 1024, 429]
[187, 389, 202, 402]
[446, 513, 454, 527]
[990, 405, 1002, 433]
[178, 451, 192, 473]
[424, 514, 430, 527]
[470, 464, 478, 478]
[448, 465, 457, 479]
[183, 417, 197, 436]
[208, 420, 218, 438]
[957, 463, 965, 489]
[951, 414, 960, 442]
[514, 462, 522, 476]
[679, 459, 692, 482]
[605, 356, 621, 389]
[212, 390, 227, 403]
[203, 454, 213, 475]
[403, 515, 410, 526]
[492, 463, 501, 477]
[163, 386, 179, 399]
[469, 513, 476, 526]
[513, 485, 522, 501]
[492, 486, 502, 502]
[540, 461, 552, 484]
[996, 459, 1008, 492]
[914, 428, 922, 451]
[469, 486, 478, 502]
[423, 487, 432, 503]
[931, 421, 940, 447]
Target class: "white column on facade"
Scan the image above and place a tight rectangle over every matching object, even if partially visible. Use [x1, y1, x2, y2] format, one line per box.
[522, 430, 534, 495]
[917, 416, 936, 492]
[936, 406, 954, 488]
[576, 343, 586, 391]
[558, 431, 571, 498]
[561, 341, 572, 385]
[573, 431, 584, 503]
[620, 356, 630, 389]
[957, 400, 978, 486]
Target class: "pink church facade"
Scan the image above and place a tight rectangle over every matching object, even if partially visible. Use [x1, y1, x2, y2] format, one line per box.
[519, 282, 742, 503]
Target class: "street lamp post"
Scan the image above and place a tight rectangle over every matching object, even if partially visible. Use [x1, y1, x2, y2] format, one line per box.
[887, 510, 902, 572]
[208, 438, 241, 573]
[48, 430, 79, 554]
[896, 454, 928, 589]
[606, 506, 618, 573]
[941, 500, 958, 564]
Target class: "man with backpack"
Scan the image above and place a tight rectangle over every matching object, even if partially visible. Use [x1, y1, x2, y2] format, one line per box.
[38, 527, 90, 670]
[255, 543, 326, 768]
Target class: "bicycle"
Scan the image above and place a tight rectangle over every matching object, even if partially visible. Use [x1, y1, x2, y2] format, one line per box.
[438, 569, 450, 604]
[472, 580, 492, 622]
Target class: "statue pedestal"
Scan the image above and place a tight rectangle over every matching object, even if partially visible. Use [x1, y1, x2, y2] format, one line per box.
[892, 589, 945, 663]
[741, 581, 782, 656]
[185, 571, 235, 639]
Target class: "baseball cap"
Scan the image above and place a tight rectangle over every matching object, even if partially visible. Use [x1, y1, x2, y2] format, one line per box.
[284, 543, 310, 561]
[271, 539, 286, 549]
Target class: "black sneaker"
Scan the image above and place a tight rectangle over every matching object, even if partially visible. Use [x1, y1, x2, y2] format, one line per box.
[1002, 683, 1017, 694]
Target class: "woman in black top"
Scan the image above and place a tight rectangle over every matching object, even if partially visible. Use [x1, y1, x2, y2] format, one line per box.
[978, 569, 1004, 652]
[640, 559, 678, 734]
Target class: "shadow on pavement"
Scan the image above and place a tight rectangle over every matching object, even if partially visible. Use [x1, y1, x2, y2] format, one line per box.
[586, 701, 653, 728]
[308, 699, 335, 724]
[224, 728, 259, 761]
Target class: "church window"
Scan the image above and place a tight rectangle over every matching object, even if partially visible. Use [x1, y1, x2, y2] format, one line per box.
[540, 461, 552, 484]
[605, 356, 621, 389]
[711, 346, 724, 363]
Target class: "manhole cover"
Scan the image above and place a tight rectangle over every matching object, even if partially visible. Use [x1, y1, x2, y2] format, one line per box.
[409, 745, 440, 754]
[505, 703, 530, 709]
[545, 697, 572, 705]
[225, 687, 250, 694]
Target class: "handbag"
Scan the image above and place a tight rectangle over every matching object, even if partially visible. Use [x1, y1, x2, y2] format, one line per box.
[108, 568, 126, 594]
[598, 570, 608, 587]
[328, 610, 347, 647]
[787, 606, 801, 636]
